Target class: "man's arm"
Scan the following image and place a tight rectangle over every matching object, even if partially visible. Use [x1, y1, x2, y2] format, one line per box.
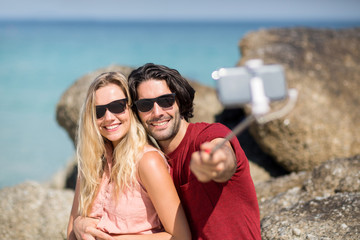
[190, 138, 237, 183]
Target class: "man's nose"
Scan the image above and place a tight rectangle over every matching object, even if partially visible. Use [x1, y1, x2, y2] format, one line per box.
[152, 102, 165, 116]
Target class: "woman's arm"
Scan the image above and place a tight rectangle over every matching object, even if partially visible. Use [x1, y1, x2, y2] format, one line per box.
[107, 151, 191, 240]
[67, 177, 80, 240]
[128, 150, 191, 240]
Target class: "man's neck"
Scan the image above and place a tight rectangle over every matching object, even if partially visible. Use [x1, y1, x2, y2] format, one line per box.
[158, 120, 189, 155]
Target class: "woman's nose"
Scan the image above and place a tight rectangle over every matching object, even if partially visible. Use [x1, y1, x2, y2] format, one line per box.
[103, 108, 115, 119]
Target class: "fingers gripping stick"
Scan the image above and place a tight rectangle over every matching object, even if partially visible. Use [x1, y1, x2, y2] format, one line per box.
[204, 148, 211, 154]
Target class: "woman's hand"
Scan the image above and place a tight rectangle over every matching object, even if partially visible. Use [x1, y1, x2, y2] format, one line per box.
[73, 216, 114, 240]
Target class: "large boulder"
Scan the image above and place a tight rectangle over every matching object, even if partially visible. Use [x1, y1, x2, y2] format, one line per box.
[0, 181, 74, 240]
[239, 27, 360, 172]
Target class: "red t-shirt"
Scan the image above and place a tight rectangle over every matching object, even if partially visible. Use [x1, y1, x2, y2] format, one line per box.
[168, 122, 261, 240]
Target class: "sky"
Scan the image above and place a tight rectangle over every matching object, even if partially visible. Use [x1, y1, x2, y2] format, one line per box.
[0, 0, 360, 21]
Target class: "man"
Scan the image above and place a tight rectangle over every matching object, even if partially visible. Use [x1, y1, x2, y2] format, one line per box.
[128, 63, 261, 239]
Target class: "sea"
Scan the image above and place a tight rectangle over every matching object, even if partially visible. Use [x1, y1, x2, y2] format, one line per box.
[0, 20, 359, 189]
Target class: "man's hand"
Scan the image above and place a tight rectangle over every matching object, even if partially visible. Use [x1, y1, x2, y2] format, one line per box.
[190, 140, 237, 183]
[73, 216, 114, 240]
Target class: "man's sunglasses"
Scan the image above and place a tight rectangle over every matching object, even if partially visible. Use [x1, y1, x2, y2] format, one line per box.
[95, 98, 127, 119]
[134, 93, 176, 112]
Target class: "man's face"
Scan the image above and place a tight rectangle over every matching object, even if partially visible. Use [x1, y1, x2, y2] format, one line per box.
[136, 79, 182, 145]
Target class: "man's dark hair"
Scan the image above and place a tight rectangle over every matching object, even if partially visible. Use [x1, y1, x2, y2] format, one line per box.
[128, 63, 195, 121]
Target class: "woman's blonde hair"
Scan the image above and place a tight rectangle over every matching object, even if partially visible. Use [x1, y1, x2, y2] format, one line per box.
[76, 71, 148, 216]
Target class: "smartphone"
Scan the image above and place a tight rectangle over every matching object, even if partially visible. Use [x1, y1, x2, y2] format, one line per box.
[212, 63, 287, 108]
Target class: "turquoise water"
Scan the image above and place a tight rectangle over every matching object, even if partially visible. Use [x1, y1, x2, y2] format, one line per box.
[0, 20, 358, 188]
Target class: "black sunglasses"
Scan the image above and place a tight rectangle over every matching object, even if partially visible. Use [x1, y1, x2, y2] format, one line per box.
[134, 93, 176, 112]
[95, 98, 127, 119]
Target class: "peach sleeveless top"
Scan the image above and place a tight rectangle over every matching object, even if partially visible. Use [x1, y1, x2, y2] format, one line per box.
[89, 146, 169, 234]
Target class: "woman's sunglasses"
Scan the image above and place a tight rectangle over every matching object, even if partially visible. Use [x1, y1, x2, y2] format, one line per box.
[134, 93, 176, 112]
[95, 98, 127, 119]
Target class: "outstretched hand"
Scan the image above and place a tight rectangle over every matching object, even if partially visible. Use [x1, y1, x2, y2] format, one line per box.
[73, 216, 115, 240]
[190, 140, 236, 183]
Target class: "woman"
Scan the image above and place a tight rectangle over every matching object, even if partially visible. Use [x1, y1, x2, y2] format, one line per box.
[67, 72, 190, 240]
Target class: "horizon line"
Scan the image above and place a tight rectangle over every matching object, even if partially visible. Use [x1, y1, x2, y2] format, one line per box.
[1, 17, 360, 23]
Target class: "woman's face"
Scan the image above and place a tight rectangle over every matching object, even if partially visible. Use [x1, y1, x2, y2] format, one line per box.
[95, 83, 131, 147]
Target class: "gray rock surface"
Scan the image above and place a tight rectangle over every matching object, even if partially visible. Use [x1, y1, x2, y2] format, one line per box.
[304, 154, 360, 198]
[258, 155, 360, 239]
[0, 181, 74, 240]
[255, 171, 309, 207]
[239, 27, 360, 172]
[261, 193, 360, 240]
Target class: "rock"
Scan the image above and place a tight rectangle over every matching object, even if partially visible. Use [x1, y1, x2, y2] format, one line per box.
[261, 193, 360, 240]
[238, 27, 360, 172]
[258, 155, 360, 239]
[189, 80, 223, 124]
[304, 154, 360, 198]
[238, 29, 360, 239]
[46, 156, 77, 190]
[255, 171, 310, 219]
[255, 171, 309, 204]
[249, 161, 271, 184]
[0, 181, 74, 240]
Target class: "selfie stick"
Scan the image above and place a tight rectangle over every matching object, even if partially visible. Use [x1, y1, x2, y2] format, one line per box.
[210, 60, 298, 155]
[210, 114, 256, 154]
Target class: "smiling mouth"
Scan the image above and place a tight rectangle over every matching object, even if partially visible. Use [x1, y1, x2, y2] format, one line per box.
[151, 122, 167, 126]
[105, 124, 120, 130]
[149, 118, 170, 127]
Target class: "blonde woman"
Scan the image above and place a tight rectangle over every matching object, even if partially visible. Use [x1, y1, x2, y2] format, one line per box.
[67, 72, 190, 240]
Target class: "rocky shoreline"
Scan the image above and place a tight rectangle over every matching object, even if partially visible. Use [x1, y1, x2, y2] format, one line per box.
[1, 27, 359, 239]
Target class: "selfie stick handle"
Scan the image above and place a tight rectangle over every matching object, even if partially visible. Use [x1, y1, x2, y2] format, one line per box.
[247, 59, 270, 116]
